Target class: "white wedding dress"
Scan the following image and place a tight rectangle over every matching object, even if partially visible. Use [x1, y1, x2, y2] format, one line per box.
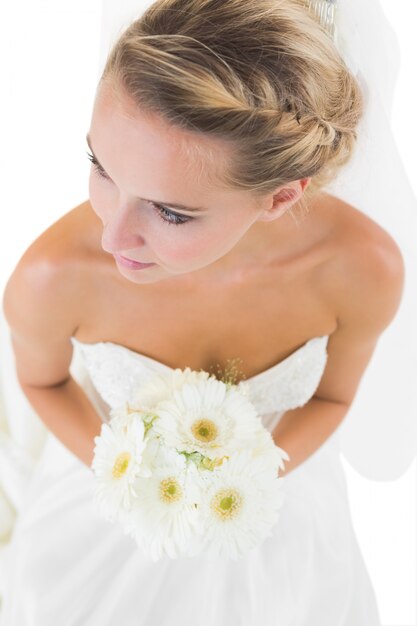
[0, 334, 382, 625]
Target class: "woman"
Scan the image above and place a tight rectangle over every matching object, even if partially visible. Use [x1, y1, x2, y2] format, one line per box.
[0, 0, 406, 623]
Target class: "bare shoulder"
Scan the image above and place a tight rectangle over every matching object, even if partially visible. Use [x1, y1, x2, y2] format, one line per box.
[3, 199, 96, 319]
[318, 193, 405, 336]
[2, 199, 97, 387]
[309, 193, 405, 406]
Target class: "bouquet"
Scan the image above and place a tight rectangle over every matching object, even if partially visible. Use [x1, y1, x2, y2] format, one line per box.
[90, 360, 290, 562]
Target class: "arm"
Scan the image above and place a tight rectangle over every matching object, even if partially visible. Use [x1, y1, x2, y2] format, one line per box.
[2, 238, 103, 469]
[274, 228, 405, 477]
[273, 397, 349, 477]
[18, 377, 103, 468]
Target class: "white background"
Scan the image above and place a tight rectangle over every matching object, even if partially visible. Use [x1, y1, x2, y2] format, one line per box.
[0, 2, 416, 624]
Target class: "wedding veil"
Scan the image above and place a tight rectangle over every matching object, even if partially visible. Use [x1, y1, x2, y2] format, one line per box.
[323, 0, 417, 482]
[96, 0, 417, 482]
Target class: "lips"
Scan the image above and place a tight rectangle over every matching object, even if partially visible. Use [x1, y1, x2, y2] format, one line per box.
[114, 253, 156, 269]
[120, 254, 152, 264]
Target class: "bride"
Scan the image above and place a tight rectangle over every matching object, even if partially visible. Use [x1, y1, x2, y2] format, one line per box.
[0, 0, 410, 623]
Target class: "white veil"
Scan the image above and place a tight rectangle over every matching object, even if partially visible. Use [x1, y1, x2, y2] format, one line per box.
[97, 0, 417, 482]
[324, 0, 417, 482]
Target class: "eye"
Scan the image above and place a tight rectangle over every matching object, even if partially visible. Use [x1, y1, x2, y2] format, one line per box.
[150, 202, 191, 226]
[86, 151, 191, 226]
[86, 151, 110, 179]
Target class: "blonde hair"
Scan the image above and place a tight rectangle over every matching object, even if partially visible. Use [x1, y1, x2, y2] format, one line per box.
[100, 0, 364, 215]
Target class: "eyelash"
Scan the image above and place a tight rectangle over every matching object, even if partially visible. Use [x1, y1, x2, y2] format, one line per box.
[86, 151, 191, 226]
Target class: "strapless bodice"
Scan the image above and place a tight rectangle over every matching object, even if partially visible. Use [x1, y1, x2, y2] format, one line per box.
[69, 335, 329, 433]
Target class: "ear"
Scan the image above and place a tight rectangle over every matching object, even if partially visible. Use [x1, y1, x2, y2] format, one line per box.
[257, 177, 311, 222]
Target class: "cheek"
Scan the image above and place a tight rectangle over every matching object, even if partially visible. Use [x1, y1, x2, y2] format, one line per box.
[158, 226, 227, 265]
[158, 231, 206, 263]
[88, 177, 123, 225]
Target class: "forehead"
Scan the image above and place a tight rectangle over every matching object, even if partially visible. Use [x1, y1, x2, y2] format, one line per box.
[90, 79, 233, 192]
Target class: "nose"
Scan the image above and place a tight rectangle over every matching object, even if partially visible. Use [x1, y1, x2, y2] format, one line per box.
[101, 203, 146, 255]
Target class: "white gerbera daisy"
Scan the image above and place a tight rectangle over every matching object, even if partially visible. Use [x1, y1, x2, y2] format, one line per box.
[251, 423, 290, 474]
[197, 448, 286, 560]
[152, 377, 262, 460]
[91, 416, 150, 523]
[122, 445, 204, 561]
[128, 367, 211, 413]
[128, 372, 174, 412]
[170, 366, 211, 387]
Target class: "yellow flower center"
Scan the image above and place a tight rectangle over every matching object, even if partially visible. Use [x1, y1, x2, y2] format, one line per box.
[210, 487, 243, 521]
[191, 418, 218, 443]
[112, 451, 131, 479]
[159, 476, 183, 504]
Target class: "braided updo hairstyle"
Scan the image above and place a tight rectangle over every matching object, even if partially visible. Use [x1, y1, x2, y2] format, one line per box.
[100, 0, 364, 216]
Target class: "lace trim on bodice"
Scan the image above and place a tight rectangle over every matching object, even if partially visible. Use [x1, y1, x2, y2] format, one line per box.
[70, 335, 329, 421]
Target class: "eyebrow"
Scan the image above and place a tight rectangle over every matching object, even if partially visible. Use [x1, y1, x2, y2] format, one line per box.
[85, 133, 207, 213]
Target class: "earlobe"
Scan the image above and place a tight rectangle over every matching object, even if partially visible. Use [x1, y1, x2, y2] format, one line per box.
[257, 202, 291, 222]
